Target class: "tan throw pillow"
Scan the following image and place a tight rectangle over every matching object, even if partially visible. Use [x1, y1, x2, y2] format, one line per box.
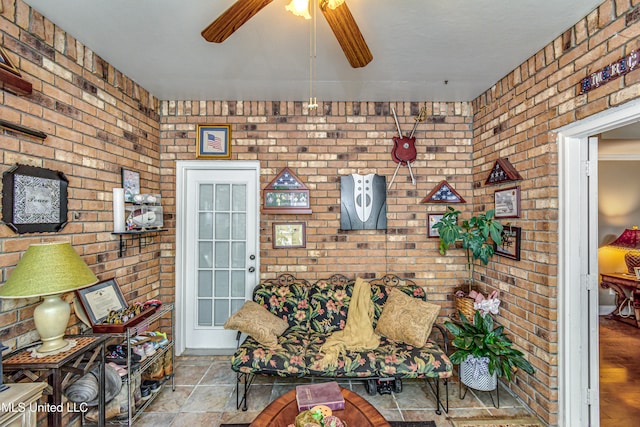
[224, 300, 289, 347]
[375, 288, 440, 348]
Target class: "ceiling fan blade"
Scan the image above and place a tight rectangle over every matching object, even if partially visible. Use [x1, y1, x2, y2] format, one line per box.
[202, 0, 274, 43]
[319, 0, 372, 68]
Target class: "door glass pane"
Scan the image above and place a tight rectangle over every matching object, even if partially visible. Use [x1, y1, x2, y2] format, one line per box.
[198, 271, 213, 298]
[214, 300, 229, 326]
[215, 213, 230, 239]
[214, 271, 230, 297]
[198, 300, 212, 327]
[232, 184, 246, 211]
[199, 184, 213, 210]
[216, 184, 230, 211]
[231, 299, 244, 315]
[231, 242, 246, 268]
[232, 213, 246, 240]
[199, 242, 213, 268]
[231, 271, 245, 297]
[199, 213, 214, 239]
[215, 242, 229, 267]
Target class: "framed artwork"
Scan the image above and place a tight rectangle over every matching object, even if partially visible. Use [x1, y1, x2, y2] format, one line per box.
[263, 167, 312, 214]
[494, 186, 521, 218]
[121, 168, 140, 203]
[76, 278, 127, 325]
[494, 226, 521, 261]
[196, 124, 232, 159]
[420, 180, 466, 204]
[0, 45, 21, 76]
[273, 222, 306, 249]
[1, 164, 69, 234]
[428, 213, 444, 238]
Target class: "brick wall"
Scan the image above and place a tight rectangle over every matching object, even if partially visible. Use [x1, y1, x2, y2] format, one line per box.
[159, 100, 476, 305]
[471, 1, 640, 424]
[0, 0, 162, 351]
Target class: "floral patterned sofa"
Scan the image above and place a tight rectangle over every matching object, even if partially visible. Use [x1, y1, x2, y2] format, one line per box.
[229, 274, 452, 414]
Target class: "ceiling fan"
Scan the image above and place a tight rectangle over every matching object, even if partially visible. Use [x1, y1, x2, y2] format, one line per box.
[201, 0, 372, 68]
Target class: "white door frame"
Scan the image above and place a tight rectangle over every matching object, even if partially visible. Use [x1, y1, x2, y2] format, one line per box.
[557, 98, 640, 426]
[174, 160, 261, 355]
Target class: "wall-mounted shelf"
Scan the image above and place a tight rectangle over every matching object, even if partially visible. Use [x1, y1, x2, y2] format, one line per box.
[112, 229, 167, 257]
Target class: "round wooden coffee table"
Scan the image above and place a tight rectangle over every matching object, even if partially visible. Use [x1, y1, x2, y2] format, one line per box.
[250, 387, 390, 427]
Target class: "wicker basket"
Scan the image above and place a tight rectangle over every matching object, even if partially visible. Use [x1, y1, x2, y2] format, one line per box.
[455, 295, 477, 321]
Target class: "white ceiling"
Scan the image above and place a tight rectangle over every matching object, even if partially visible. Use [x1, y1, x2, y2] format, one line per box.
[22, 0, 604, 102]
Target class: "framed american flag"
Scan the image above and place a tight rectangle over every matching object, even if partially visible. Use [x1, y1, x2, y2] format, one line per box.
[196, 124, 232, 159]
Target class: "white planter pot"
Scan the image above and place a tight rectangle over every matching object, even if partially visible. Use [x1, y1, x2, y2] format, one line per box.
[460, 357, 497, 391]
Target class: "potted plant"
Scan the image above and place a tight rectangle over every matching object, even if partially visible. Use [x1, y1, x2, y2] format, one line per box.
[444, 310, 535, 391]
[433, 206, 504, 290]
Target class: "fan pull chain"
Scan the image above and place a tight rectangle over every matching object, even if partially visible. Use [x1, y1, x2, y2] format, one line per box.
[308, 0, 318, 110]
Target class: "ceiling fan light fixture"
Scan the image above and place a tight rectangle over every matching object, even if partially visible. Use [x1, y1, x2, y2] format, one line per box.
[286, 0, 312, 19]
[322, 0, 345, 10]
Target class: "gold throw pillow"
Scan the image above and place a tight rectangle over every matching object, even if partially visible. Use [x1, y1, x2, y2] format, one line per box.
[375, 288, 440, 348]
[224, 300, 289, 347]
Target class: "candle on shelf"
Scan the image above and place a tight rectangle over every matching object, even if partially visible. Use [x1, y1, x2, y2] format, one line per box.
[112, 188, 125, 232]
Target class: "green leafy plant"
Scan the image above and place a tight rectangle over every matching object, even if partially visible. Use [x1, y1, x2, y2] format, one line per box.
[444, 311, 535, 381]
[433, 206, 504, 292]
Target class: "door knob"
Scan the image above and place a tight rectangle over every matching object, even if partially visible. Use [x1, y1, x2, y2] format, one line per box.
[248, 267, 255, 273]
[249, 254, 256, 260]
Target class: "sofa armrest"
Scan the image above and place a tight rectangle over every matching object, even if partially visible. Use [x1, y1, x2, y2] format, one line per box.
[429, 323, 449, 354]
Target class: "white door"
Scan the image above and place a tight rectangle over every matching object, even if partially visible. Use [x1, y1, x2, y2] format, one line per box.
[175, 161, 260, 352]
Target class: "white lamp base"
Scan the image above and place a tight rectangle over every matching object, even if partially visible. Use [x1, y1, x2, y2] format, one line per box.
[33, 294, 71, 354]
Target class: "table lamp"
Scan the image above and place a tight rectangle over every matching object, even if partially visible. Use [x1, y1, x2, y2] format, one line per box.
[609, 226, 640, 274]
[0, 242, 98, 354]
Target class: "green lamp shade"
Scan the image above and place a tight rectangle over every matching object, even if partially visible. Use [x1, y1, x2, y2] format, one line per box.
[0, 242, 98, 298]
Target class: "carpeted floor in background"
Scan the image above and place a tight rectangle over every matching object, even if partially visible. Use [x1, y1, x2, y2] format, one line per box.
[221, 422, 436, 427]
[449, 416, 544, 427]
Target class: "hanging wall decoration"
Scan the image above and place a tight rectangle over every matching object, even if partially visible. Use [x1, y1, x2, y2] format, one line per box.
[387, 106, 426, 189]
[1, 164, 69, 233]
[262, 167, 312, 214]
[485, 157, 523, 186]
[420, 180, 466, 204]
[340, 173, 387, 230]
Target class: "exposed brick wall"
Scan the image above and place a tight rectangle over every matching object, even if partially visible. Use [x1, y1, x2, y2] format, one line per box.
[0, 0, 162, 352]
[471, 1, 640, 424]
[159, 100, 476, 307]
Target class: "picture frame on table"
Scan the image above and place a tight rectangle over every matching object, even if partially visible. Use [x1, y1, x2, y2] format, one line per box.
[121, 168, 140, 203]
[196, 124, 232, 159]
[494, 226, 521, 261]
[494, 186, 521, 218]
[273, 222, 306, 249]
[635, 267, 640, 281]
[427, 213, 444, 238]
[76, 278, 127, 326]
[1, 164, 69, 234]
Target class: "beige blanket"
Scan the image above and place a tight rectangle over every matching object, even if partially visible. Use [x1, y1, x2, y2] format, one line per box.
[318, 277, 380, 368]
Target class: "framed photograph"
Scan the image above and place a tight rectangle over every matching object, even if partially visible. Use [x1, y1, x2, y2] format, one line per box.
[1, 164, 69, 234]
[428, 213, 444, 238]
[121, 168, 140, 203]
[494, 186, 521, 218]
[76, 278, 127, 326]
[0, 45, 21, 76]
[273, 222, 306, 249]
[197, 124, 232, 159]
[494, 226, 521, 261]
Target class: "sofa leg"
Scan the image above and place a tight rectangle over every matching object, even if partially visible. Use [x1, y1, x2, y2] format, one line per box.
[425, 377, 449, 415]
[236, 372, 255, 411]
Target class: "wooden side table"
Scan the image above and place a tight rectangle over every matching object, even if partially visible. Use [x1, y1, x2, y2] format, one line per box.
[600, 272, 640, 327]
[2, 336, 107, 427]
[0, 382, 47, 427]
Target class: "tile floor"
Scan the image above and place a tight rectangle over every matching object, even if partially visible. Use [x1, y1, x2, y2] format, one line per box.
[135, 355, 535, 427]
